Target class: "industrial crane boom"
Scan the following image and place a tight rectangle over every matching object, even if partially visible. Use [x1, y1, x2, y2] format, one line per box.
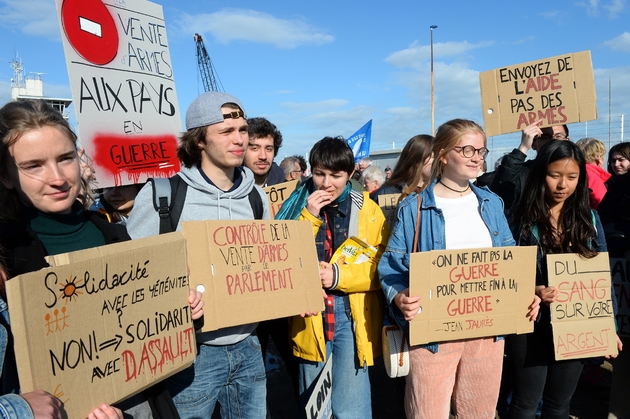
[194, 33, 224, 92]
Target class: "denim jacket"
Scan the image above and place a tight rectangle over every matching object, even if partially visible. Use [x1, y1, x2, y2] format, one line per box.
[378, 180, 515, 352]
[0, 298, 34, 419]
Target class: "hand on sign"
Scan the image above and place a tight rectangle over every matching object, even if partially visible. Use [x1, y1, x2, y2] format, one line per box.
[394, 288, 422, 321]
[88, 404, 123, 419]
[300, 289, 327, 318]
[528, 294, 541, 321]
[21, 390, 62, 419]
[518, 119, 544, 154]
[535, 285, 558, 305]
[319, 261, 334, 289]
[306, 190, 332, 217]
[605, 335, 624, 359]
[188, 289, 204, 321]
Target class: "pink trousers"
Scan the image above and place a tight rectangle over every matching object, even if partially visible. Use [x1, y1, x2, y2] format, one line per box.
[404, 338, 504, 419]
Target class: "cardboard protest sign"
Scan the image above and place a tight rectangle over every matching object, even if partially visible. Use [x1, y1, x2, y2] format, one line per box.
[377, 193, 400, 231]
[264, 180, 298, 219]
[611, 258, 630, 337]
[305, 355, 333, 419]
[548, 253, 617, 360]
[55, 0, 183, 188]
[182, 220, 324, 332]
[408, 246, 536, 346]
[6, 233, 195, 419]
[479, 51, 597, 137]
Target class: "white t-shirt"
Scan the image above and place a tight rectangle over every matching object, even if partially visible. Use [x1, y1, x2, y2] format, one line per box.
[435, 192, 492, 250]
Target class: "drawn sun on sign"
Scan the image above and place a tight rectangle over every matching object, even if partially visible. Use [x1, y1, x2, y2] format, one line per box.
[59, 274, 83, 304]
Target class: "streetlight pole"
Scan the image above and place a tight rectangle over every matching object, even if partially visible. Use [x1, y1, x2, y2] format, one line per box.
[430, 25, 438, 136]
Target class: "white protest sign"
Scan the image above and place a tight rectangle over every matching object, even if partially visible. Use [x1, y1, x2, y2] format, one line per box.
[305, 355, 332, 419]
[56, 0, 183, 188]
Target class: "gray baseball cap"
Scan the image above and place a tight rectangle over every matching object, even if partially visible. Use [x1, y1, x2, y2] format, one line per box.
[185, 91, 247, 130]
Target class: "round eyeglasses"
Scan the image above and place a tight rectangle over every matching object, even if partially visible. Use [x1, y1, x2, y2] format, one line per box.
[453, 145, 489, 159]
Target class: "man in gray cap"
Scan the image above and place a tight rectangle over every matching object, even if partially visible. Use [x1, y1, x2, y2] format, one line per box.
[127, 92, 269, 418]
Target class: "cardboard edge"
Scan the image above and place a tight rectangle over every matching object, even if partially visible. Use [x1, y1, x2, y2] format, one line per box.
[6, 279, 36, 392]
[295, 220, 325, 314]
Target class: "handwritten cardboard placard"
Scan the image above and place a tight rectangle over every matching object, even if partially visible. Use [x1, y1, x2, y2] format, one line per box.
[305, 355, 333, 419]
[611, 258, 630, 337]
[55, 0, 183, 188]
[264, 180, 298, 219]
[6, 233, 195, 419]
[377, 193, 401, 231]
[182, 220, 324, 332]
[479, 51, 597, 137]
[408, 246, 536, 346]
[548, 253, 617, 360]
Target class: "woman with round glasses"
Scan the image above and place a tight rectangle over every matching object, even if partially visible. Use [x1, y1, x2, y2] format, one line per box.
[379, 119, 539, 418]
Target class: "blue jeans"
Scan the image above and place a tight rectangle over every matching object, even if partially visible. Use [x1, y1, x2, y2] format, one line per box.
[166, 334, 267, 419]
[298, 294, 372, 419]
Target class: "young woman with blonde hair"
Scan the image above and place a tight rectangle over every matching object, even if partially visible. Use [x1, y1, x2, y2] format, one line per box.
[379, 119, 539, 418]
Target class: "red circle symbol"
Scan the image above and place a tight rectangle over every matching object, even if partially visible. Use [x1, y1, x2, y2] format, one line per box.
[61, 0, 119, 66]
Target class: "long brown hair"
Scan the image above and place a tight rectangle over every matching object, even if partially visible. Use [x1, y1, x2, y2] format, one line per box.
[381, 134, 434, 200]
[511, 140, 597, 258]
[0, 100, 90, 220]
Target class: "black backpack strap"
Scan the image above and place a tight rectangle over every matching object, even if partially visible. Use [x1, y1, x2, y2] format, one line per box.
[168, 175, 188, 232]
[148, 175, 188, 234]
[248, 189, 264, 220]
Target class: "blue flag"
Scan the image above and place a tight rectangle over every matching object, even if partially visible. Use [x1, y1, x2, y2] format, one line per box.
[346, 120, 372, 163]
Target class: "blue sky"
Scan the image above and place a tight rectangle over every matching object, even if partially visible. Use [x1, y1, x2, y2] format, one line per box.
[1, 0, 630, 166]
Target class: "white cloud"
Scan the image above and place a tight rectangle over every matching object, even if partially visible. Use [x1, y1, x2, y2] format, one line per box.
[594, 66, 630, 114]
[280, 99, 348, 113]
[603, 32, 630, 52]
[388, 61, 481, 123]
[175, 9, 334, 49]
[577, 0, 626, 17]
[385, 40, 492, 70]
[0, 0, 59, 38]
[540, 10, 560, 19]
[513, 36, 535, 45]
[604, 0, 626, 17]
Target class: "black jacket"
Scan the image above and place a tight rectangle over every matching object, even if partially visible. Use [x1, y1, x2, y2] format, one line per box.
[0, 208, 179, 419]
[598, 172, 630, 257]
[0, 208, 129, 279]
[489, 148, 535, 211]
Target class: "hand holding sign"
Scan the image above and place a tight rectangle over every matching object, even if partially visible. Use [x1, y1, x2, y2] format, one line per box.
[188, 289, 204, 320]
[394, 288, 422, 321]
[536, 285, 559, 305]
[87, 404, 123, 419]
[518, 119, 544, 154]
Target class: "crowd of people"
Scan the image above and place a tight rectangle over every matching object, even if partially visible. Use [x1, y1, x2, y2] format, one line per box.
[0, 93, 627, 419]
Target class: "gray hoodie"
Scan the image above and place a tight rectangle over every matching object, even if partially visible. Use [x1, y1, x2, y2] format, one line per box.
[127, 165, 270, 345]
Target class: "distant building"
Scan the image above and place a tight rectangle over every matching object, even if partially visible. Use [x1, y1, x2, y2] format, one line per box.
[10, 54, 72, 118]
[369, 148, 401, 171]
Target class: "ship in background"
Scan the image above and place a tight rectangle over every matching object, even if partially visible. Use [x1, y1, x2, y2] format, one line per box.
[10, 53, 72, 119]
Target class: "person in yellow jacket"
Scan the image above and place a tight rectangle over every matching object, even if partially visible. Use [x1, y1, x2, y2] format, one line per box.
[276, 136, 390, 418]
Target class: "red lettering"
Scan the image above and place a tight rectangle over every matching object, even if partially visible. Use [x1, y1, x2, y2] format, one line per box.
[94, 134, 179, 185]
[446, 295, 493, 316]
[122, 349, 136, 382]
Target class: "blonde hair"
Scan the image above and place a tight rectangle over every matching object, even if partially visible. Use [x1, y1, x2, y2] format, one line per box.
[0, 100, 91, 220]
[430, 119, 486, 183]
[575, 137, 606, 164]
